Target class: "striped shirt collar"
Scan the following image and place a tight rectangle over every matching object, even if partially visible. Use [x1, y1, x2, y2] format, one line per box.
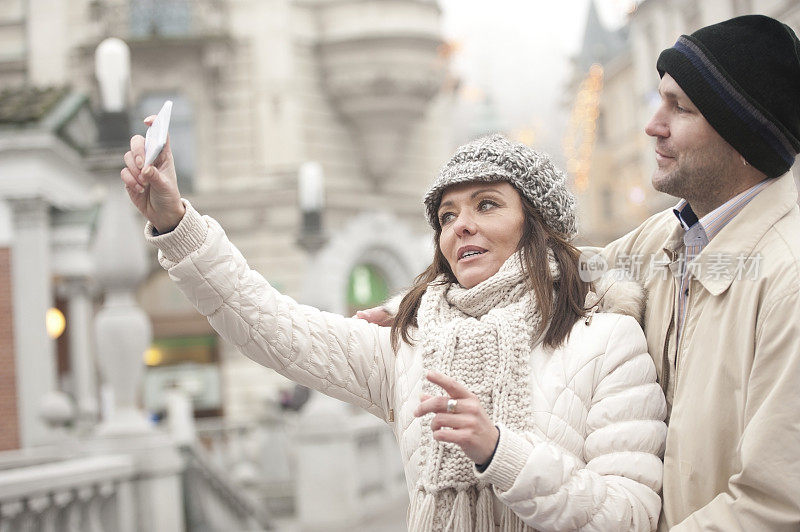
[672, 179, 773, 243]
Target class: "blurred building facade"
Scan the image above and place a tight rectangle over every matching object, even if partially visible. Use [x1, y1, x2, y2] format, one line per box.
[0, 0, 453, 529]
[1, 0, 454, 431]
[567, 0, 800, 246]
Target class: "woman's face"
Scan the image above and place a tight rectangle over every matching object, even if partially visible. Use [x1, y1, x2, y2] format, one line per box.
[437, 181, 525, 289]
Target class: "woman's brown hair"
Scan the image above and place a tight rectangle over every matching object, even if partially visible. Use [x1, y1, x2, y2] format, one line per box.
[390, 190, 591, 351]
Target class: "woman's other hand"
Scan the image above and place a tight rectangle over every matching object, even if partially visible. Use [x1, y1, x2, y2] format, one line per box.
[414, 371, 499, 465]
[120, 115, 185, 233]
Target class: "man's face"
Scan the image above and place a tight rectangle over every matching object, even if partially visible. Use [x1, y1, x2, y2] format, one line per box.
[645, 73, 741, 209]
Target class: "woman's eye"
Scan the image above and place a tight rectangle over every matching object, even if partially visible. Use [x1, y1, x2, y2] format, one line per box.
[676, 105, 688, 113]
[439, 212, 455, 225]
[478, 200, 497, 211]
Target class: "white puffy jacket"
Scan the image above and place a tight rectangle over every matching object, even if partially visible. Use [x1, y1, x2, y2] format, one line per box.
[148, 202, 667, 531]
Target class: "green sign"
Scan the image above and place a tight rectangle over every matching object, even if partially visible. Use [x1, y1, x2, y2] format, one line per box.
[347, 264, 389, 311]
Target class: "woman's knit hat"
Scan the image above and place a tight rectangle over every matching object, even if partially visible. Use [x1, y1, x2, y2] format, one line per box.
[423, 134, 577, 239]
[656, 15, 800, 178]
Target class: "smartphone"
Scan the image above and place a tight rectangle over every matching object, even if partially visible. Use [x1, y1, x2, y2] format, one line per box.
[144, 100, 173, 167]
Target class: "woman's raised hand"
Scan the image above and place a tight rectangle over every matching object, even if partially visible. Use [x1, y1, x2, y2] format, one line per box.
[414, 371, 499, 465]
[120, 115, 185, 233]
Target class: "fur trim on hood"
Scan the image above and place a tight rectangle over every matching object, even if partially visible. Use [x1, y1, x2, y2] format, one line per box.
[585, 269, 645, 326]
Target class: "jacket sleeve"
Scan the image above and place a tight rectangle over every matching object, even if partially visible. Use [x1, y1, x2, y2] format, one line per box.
[671, 290, 800, 531]
[477, 315, 667, 531]
[146, 200, 397, 421]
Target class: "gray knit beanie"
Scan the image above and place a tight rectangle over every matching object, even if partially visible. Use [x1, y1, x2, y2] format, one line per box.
[424, 134, 577, 239]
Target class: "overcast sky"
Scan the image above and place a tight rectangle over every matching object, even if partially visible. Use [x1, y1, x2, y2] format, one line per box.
[439, 0, 632, 159]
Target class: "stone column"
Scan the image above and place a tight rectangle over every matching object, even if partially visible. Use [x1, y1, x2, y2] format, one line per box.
[9, 197, 58, 447]
[59, 278, 98, 428]
[92, 186, 153, 436]
[52, 213, 99, 430]
[294, 394, 361, 529]
[89, 180, 186, 532]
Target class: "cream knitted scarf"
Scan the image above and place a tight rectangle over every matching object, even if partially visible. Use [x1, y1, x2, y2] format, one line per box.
[408, 252, 556, 532]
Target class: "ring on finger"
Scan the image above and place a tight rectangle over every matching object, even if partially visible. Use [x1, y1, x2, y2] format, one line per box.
[446, 398, 457, 414]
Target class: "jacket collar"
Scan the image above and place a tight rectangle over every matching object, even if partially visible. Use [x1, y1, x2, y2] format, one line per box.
[659, 172, 797, 296]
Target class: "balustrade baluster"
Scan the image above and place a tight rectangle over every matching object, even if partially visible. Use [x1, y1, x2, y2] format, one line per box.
[27, 494, 53, 532]
[51, 489, 72, 531]
[73, 485, 93, 532]
[64, 490, 83, 532]
[96, 481, 116, 530]
[18, 498, 38, 532]
[78, 484, 102, 532]
[114, 479, 135, 532]
[0, 499, 23, 532]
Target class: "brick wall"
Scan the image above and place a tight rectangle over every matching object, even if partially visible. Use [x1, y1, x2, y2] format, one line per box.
[0, 247, 19, 450]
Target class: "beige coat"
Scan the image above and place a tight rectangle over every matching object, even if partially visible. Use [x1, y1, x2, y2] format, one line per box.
[597, 173, 800, 530]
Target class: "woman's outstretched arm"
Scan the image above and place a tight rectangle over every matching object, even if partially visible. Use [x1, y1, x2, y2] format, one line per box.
[121, 125, 397, 421]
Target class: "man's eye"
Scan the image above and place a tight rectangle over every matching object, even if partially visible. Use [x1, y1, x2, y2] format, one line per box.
[676, 105, 688, 113]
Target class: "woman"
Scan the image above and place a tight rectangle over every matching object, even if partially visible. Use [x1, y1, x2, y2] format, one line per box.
[121, 128, 666, 531]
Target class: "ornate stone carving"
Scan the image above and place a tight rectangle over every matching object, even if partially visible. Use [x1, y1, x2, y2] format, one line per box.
[316, 0, 446, 184]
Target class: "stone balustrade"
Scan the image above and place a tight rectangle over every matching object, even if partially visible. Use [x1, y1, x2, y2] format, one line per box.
[181, 445, 273, 531]
[0, 455, 136, 532]
[195, 413, 296, 516]
[293, 404, 408, 530]
[190, 401, 407, 528]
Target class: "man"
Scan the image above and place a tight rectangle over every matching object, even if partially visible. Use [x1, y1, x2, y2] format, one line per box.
[597, 14, 800, 530]
[359, 15, 800, 530]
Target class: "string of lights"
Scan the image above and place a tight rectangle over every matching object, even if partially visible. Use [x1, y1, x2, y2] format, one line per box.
[563, 63, 604, 192]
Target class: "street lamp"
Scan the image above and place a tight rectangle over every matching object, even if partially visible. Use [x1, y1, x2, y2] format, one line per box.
[45, 307, 66, 339]
[94, 37, 131, 146]
[297, 161, 327, 253]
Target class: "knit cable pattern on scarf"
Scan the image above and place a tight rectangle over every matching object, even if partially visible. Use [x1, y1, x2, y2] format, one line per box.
[409, 252, 558, 532]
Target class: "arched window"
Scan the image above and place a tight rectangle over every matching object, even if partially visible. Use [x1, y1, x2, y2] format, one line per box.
[135, 93, 195, 193]
[346, 264, 390, 317]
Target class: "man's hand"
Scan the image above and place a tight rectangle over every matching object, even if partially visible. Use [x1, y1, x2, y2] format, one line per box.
[354, 307, 394, 327]
[414, 371, 499, 465]
[120, 115, 185, 233]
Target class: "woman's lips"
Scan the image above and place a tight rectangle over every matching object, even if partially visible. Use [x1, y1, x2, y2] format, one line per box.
[457, 245, 488, 261]
[459, 251, 486, 263]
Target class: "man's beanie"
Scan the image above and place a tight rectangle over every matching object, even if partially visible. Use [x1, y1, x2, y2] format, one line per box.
[657, 15, 800, 178]
[423, 134, 577, 239]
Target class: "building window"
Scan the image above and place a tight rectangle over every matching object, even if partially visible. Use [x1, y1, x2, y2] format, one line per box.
[143, 335, 221, 418]
[135, 93, 195, 193]
[346, 264, 390, 317]
[129, 0, 191, 38]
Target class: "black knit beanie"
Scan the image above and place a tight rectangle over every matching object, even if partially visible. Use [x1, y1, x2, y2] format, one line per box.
[657, 15, 800, 178]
